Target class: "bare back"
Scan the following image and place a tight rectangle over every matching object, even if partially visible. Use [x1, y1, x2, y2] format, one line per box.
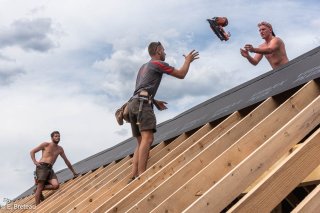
[261, 37, 289, 69]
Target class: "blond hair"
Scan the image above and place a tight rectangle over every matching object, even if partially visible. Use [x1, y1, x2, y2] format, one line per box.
[258, 21, 275, 36]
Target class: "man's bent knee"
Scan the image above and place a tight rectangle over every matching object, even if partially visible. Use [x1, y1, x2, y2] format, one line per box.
[52, 183, 59, 190]
[49, 178, 59, 190]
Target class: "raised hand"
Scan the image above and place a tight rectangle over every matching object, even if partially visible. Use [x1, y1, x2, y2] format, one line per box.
[183, 50, 200, 63]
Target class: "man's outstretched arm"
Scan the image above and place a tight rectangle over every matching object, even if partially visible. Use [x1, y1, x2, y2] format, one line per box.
[170, 50, 199, 79]
[244, 38, 280, 55]
[240, 48, 263, 66]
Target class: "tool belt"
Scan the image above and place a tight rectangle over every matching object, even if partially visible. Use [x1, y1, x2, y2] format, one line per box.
[136, 90, 152, 125]
[138, 90, 152, 103]
[115, 90, 152, 126]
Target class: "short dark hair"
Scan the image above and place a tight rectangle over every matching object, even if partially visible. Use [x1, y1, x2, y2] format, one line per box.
[51, 131, 60, 138]
[148, 41, 162, 56]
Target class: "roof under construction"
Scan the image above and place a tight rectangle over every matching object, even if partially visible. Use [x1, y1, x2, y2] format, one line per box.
[6, 45, 320, 212]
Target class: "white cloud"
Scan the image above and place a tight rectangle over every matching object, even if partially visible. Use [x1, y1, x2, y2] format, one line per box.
[0, 18, 57, 52]
[0, 58, 25, 85]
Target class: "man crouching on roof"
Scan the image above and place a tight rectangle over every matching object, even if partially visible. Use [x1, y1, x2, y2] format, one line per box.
[30, 131, 78, 205]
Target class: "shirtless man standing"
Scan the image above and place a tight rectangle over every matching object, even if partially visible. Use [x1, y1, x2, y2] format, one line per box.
[30, 131, 77, 205]
[240, 21, 289, 69]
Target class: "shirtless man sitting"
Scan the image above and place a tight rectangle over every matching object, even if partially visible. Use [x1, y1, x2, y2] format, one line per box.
[30, 131, 78, 205]
[240, 21, 289, 69]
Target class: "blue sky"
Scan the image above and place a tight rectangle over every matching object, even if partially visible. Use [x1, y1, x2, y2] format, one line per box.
[0, 0, 319, 205]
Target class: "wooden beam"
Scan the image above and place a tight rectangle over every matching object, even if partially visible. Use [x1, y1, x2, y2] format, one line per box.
[41, 140, 166, 211]
[94, 113, 242, 212]
[300, 165, 320, 186]
[292, 184, 320, 213]
[80, 132, 191, 212]
[151, 80, 320, 213]
[38, 168, 102, 212]
[69, 136, 178, 212]
[86, 122, 220, 212]
[242, 144, 300, 194]
[148, 133, 189, 168]
[57, 156, 131, 212]
[52, 159, 128, 213]
[184, 95, 320, 213]
[15, 177, 77, 212]
[34, 171, 92, 211]
[9, 193, 34, 210]
[130, 97, 278, 213]
[228, 128, 320, 212]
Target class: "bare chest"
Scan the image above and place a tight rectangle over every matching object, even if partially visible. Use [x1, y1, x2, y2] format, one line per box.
[43, 145, 61, 158]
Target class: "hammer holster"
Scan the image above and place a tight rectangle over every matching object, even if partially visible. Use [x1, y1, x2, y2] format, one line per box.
[136, 90, 151, 125]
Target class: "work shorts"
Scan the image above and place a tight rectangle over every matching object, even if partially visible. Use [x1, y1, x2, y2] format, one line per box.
[35, 162, 57, 182]
[128, 98, 156, 137]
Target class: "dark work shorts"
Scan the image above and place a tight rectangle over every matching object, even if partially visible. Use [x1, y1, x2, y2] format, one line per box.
[128, 98, 156, 137]
[35, 162, 57, 182]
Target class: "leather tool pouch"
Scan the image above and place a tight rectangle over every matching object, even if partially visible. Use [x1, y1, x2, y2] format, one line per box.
[115, 102, 130, 125]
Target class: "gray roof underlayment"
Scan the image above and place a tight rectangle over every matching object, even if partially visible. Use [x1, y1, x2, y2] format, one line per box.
[16, 45, 320, 199]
